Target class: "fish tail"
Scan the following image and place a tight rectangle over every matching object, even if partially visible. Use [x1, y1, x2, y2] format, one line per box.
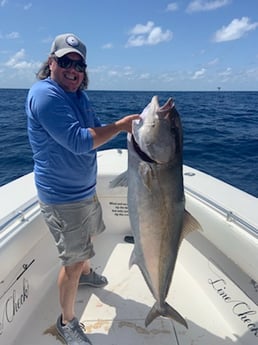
[145, 302, 188, 329]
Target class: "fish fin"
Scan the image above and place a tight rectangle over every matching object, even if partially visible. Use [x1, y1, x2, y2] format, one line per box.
[129, 249, 137, 269]
[145, 302, 188, 329]
[139, 163, 153, 191]
[183, 210, 202, 235]
[179, 210, 203, 245]
[109, 171, 128, 188]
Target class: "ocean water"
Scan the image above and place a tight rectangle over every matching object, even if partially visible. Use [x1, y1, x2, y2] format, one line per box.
[0, 89, 257, 198]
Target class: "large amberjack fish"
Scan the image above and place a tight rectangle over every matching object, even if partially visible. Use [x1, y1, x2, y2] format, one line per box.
[111, 96, 201, 328]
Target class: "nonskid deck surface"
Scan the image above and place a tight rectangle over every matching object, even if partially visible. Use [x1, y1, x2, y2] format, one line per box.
[16, 234, 236, 345]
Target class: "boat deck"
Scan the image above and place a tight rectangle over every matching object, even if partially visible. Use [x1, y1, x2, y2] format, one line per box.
[15, 233, 236, 345]
[1, 150, 257, 344]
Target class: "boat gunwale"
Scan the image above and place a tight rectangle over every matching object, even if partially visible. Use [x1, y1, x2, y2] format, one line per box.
[0, 198, 38, 234]
[184, 185, 258, 238]
[0, 178, 257, 239]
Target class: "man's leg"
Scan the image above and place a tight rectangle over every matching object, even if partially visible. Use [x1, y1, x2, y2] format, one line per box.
[58, 261, 84, 323]
[79, 259, 108, 288]
[81, 259, 91, 275]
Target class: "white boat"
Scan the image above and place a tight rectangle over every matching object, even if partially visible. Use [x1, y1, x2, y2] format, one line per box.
[1, 149, 257, 345]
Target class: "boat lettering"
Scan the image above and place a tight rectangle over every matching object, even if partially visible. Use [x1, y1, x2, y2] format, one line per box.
[208, 278, 258, 337]
[0, 278, 29, 336]
[109, 201, 128, 217]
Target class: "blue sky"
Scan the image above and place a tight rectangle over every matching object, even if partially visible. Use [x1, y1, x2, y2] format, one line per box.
[0, 0, 257, 91]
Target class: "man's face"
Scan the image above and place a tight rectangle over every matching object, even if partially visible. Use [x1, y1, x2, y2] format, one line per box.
[49, 52, 85, 92]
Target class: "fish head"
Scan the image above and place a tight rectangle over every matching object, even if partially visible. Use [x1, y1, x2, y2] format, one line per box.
[132, 96, 182, 164]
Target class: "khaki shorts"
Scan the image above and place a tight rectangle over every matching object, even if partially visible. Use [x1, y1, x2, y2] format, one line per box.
[39, 195, 105, 266]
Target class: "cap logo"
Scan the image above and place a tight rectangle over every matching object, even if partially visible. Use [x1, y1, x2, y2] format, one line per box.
[66, 35, 79, 47]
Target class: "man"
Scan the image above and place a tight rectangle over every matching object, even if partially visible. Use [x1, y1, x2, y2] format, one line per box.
[26, 33, 139, 345]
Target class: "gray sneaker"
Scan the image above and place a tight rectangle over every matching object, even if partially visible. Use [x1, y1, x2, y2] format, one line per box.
[79, 269, 108, 288]
[56, 315, 92, 345]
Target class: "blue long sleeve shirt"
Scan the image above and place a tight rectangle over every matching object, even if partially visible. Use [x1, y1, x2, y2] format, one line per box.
[26, 78, 101, 204]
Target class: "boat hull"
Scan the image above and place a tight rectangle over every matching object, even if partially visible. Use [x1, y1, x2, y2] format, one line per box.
[0, 149, 257, 344]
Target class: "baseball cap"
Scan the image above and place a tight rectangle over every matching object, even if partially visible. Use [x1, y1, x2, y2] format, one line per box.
[50, 33, 86, 60]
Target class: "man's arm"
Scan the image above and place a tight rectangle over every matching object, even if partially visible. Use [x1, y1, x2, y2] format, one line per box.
[89, 114, 140, 149]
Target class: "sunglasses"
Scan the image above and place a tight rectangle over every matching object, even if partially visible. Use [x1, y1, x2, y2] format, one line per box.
[54, 55, 87, 73]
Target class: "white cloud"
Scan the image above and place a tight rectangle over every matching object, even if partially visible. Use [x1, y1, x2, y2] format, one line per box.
[217, 67, 233, 83]
[87, 63, 258, 91]
[192, 68, 206, 79]
[207, 58, 219, 65]
[218, 67, 232, 76]
[108, 70, 119, 77]
[166, 3, 178, 12]
[0, 0, 8, 7]
[245, 68, 258, 79]
[89, 65, 108, 74]
[214, 17, 258, 42]
[5, 49, 26, 67]
[186, 0, 231, 13]
[139, 73, 150, 80]
[5, 49, 40, 71]
[126, 21, 173, 47]
[130, 21, 154, 35]
[123, 66, 133, 76]
[24, 3, 32, 10]
[42, 35, 53, 44]
[12, 61, 34, 69]
[102, 43, 113, 49]
[0, 32, 20, 40]
[6, 32, 20, 39]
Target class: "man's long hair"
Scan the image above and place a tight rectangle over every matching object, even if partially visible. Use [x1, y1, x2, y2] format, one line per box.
[36, 55, 89, 90]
